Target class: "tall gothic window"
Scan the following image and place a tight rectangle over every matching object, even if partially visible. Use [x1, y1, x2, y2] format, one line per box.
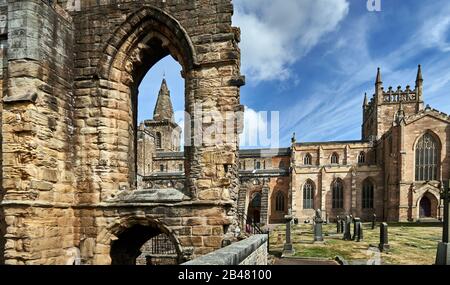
[156, 132, 162, 148]
[275, 192, 285, 212]
[331, 152, 339, 164]
[332, 179, 344, 209]
[362, 179, 374, 209]
[415, 133, 439, 181]
[304, 153, 312, 165]
[358, 152, 366, 164]
[303, 180, 314, 209]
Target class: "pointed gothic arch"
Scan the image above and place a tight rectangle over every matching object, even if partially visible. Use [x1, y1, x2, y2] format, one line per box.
[414, 131, 441, 181]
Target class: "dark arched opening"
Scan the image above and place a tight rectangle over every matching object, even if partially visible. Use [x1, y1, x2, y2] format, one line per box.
[419, 196, 432, 218]
[110, 224, 180, 265]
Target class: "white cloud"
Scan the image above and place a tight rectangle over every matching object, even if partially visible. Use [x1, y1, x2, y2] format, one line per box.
[415, 2, 450, 52]
[239, 107, 279, 148]
[233, 0, 349, 83]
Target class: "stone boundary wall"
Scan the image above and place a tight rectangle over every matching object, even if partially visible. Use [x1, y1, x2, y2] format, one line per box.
[182, 234, 268, 265]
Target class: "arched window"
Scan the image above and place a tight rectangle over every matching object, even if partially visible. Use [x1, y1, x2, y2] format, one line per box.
[256, 161, 261, 170]
[156, 132, 162, 148]
[415, 133, 439, 181]
[358, 152, 366, 164]
[159, 164, 164, 172]
[303, 180, 314, 209]
[331, 152, 339, 164]
[251, 192, 261, 208]
[332, 179, 344, 209]
[275, 192, 285, 212]
[362, 179, 374, 209]
[304, 153, 312, 165]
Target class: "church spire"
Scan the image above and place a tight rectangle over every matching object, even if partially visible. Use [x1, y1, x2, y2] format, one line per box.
[153, 78, 174, 122]
[415, 64, 424, 109]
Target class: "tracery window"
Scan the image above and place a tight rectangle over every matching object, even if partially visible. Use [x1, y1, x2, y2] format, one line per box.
[275, 192, 285, 212]
[331, 152, 339, 164]
[415, 133, 439, 181]
[303, 181, 314, 209]
[304, 153, 312, 165]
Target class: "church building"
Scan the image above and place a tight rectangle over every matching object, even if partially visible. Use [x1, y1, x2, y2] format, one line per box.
[138, 66, 449, 225]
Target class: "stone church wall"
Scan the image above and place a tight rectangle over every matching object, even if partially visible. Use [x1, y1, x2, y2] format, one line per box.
[2, 1, 77, 264]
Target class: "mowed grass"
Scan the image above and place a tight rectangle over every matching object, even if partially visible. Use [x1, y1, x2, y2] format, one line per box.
[269, 222, 442, 265]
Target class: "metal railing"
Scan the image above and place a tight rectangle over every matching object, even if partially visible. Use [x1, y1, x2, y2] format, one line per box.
[236, 211, 264, 235]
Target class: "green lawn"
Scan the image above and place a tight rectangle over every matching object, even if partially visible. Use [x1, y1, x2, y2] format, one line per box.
[269, 222, 442, 265]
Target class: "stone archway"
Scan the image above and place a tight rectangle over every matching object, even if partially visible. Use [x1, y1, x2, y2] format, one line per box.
[110, 224, 181, 265]
[416, 191, 439, 220]
[97, 217, 184, 265]
[92, 6, 199, 198]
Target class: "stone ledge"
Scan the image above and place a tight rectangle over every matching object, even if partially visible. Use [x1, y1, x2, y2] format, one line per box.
[182, 234, 268, 265]
[3, 92, 38, 104]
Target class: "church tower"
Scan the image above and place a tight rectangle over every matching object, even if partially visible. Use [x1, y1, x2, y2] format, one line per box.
[143, 78, 182, 152]
[362, 65, 424, 141]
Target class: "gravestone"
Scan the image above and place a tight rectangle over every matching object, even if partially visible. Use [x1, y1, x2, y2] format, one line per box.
[358, 224, 364, 242]
[343, 215, 352, 241]
[352, 217, 358, 240]
[379, 222, 390, 252]
[282, 215, 295, 256]
[372, 214, 377, 230]
[336, 216, 341, 233]
[314, 209, 324, 243]
[353, 218, 363, 242]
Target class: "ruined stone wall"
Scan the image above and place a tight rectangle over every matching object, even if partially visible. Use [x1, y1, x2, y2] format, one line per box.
[0, 0, 7, 265]
[2, 0, 76, 264]
[68, 1, 242, 264]
[183, 234, 268, 265]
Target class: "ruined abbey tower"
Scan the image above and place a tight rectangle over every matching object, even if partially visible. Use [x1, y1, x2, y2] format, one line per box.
[0, 0, 244, 265]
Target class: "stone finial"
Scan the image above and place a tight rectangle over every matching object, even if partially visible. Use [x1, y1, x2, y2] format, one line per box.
[291, 132, 296, 144]
[363, 93, 368, 107]
[375, 67, 382, 85]
[416, 64, 423, 84]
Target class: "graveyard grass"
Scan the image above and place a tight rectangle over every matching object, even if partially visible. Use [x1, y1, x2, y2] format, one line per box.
[269, 222, 442, 265]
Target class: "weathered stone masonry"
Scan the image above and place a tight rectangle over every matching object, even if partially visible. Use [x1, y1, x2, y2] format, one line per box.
[0, 0, 244, 265]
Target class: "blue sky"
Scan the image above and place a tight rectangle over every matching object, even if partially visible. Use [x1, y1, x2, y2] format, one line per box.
[138, 0, 450, 148]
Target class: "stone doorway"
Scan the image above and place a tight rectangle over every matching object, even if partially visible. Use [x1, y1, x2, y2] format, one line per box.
[418, 192, 438, 219]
